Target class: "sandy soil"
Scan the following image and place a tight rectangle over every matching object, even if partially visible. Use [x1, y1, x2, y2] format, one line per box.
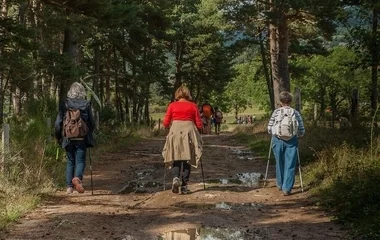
[0, 134, 350, 240]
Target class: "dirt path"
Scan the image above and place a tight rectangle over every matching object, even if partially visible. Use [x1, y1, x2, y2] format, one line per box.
[1, 134, 349, 240]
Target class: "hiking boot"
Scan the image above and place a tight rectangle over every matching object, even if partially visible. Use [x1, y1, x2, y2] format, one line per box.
[66, 187, 73, 194]
[282, 191, 290, 196]
[72, 177, 85, 193]
[172, 177, 181, 193]
[180, 185, 188, 194]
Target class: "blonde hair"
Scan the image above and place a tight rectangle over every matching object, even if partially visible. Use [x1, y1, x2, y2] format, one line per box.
[175, 85, 192, 101]
[67, 82, 87, 99]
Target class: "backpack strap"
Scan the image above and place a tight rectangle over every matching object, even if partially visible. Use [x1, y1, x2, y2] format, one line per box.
[278, 108, 284, 136]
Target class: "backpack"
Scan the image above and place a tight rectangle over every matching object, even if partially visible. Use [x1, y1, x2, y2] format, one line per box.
[215, 111, 223, 123]
[273, 108, 298, 140]
[63, 104, 89, 139]
[202, 105, 212, 117]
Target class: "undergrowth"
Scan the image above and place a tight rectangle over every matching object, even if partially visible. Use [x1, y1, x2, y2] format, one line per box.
[0, 110, 146, 230]
[234, 119, 380, 239]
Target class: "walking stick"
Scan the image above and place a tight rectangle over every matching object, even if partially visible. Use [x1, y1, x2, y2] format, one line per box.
[263, 138, 273, 188]
[200, 158, 206, 190]
[297, 148, 304, 192]
[163, 165, 167, 191]
[89, 148, 94, 195]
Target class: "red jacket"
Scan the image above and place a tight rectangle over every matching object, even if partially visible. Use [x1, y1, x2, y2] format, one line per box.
[163, 101, 203, 129]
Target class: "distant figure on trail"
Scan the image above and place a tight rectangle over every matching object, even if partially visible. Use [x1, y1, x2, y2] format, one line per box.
[267, 91, 305, 196]
[55, 82, 96, 194]
[162, 86, 203, 194]
[200, 101, 214, 134]
[213, 107, 223, 135]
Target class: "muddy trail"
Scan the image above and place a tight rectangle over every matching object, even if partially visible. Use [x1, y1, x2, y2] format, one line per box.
[1, 134, 349, 240]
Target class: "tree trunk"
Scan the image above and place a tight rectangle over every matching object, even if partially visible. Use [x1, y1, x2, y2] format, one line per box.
[351, 89, 359, 118]
[0, 73, 6, 124]
[371, 7, 379, 116]
[0, 0, 7, 124]
[259, 32, 275, 111]
[93, 44, 101, 104]
[172, 41, 183, 102]
[121, 56, 130, 123]
[105, 49, 111, 105]
[269, 4, 290, 108]
[12, 85, 22, 116]
[60, 28, 78, 102]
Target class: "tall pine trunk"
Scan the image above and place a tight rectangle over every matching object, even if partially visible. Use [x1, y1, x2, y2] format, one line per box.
[259, 32, 275, 111]
[0, 0, 6, 123]
[172, 41, 183, 102]
[60, 27, 78, 102]
[269, 4, 290, 108]
[371, 7, 379, 116]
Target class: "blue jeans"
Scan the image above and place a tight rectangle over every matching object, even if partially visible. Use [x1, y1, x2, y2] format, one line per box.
[271, 136, 298, 192]
[65, 141, 87, 187]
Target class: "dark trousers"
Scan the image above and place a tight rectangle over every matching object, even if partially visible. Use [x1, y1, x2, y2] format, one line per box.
[215, 122, 221, 134]
[172, 160, 191, 186]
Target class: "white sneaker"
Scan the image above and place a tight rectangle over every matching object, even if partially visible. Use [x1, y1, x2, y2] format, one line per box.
[66, 187, 73, 194]
[172, 177, 181, 193]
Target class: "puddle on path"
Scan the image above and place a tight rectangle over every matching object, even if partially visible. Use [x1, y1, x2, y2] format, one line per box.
[231, 149, 253, 155]
[171, 202, 262, 210]
[118, 181, 163, 194]
[159, 227, 267, 240]
[206, 172, 262, 188]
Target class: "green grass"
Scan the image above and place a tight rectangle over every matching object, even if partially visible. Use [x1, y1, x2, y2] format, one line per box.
[231, 118, 380, 239]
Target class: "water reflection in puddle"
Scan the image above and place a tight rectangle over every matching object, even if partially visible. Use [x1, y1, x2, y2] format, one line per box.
[159, 227, 266, 240]
[172, 202, 262, 210]
[206, 172, 262, 188]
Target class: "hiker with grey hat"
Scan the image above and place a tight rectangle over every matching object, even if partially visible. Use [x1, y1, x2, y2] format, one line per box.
[267, 91, 305, 196]
[55, 82, 96, 194]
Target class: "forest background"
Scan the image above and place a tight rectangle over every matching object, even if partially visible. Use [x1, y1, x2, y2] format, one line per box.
[0, 0, 379, 239]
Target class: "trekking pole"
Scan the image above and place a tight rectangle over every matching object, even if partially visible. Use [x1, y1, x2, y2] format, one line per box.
[163, 165, 167, 191]
[200, 158, 206, 190]
[56, 147, 60, 161]
[297, 148, 304, 192]
[89, 148, 94, 195]
[263, 137, 273, 188]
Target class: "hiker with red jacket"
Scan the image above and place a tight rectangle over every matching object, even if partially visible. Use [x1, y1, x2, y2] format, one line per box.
[55, 82, 96, 194]
[201, 101, 214, 134]
[162, 86, 203, 194]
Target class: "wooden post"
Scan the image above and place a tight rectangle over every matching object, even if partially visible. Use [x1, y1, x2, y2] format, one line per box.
[96, 111, 100, 130]
[1, 123, 10, 172]
[46, 118, 52, 142]
[295, 87, 301, 113]
[158, 118, 161, 131]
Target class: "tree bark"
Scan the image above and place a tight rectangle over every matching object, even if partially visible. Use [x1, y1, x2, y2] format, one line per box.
[172, 41, 183, 102]
[371, 7, 379, 116]
[259, 32, 275, 111]
[0, 0, 7, 123]
[60, 27, 78, 102]
[269, 3, 290, 108]
[93, 44, 101, 104]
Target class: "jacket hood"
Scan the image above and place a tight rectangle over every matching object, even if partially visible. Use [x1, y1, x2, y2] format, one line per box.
[66, 98, 90, 110]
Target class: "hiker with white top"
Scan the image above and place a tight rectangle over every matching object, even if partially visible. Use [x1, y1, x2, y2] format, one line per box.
[267, 91, 305, 196]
